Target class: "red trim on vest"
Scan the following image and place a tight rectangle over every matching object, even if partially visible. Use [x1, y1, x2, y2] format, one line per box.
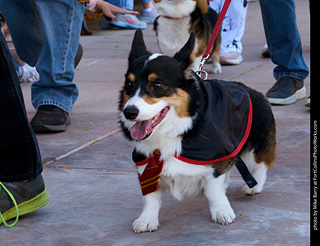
[174, 99, 252, 164]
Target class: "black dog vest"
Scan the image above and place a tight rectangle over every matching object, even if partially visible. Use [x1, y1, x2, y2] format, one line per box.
[133, 79, 256, 195]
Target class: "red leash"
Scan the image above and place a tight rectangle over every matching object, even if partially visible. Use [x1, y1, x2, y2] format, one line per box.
[198, 0, 232, 76]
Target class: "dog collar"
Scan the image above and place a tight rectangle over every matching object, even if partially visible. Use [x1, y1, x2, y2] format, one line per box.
[160, 15, 189, 20]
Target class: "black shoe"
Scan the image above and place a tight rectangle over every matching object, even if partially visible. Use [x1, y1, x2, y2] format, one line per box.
[75, 43, 83, 68]
[0, 174, 49, 227]
[30, 105, 71, 133]
[266, 77, 306, 105]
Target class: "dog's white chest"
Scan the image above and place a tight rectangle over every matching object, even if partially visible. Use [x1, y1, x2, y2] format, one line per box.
[157, 17, 192, 57]
[160, 156, 212, 200]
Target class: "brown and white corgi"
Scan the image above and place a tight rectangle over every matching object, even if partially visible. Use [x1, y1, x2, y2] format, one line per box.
[153, 0, 222, 74]
[119, 29, 277, 233]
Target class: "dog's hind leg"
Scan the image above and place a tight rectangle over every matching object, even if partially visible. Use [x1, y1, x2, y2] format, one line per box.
[132, 190, 162, 233]
[240, 147, 276, 196]
[240, 150, 267, 195]
[204, 172, 236, 225]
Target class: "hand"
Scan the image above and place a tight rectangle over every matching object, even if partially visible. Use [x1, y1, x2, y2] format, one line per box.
[97, 1, 139, 22]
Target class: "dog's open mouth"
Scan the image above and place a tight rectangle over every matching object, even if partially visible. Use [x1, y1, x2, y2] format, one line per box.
[130, 106, 170, 140]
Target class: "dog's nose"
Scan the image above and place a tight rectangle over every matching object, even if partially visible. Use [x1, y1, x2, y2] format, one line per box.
[124, 105, 139, 120]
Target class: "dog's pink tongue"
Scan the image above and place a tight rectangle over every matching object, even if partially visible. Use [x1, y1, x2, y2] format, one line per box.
[130, 120, 152, 140]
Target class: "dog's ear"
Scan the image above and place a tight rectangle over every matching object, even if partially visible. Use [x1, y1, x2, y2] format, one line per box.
[196, 0, 209, 14]
[129, 29, 150, 65]
[173, 32, 196, 71]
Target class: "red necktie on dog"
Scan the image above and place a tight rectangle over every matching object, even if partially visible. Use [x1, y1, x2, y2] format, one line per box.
[136, 149, 164, 196]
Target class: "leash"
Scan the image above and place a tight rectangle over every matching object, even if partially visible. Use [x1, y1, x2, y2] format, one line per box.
[197, 0, 232, 79]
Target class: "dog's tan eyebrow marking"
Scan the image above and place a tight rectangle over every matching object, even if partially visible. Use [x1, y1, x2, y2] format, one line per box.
[148, 73, 158, 82]
[128, 73, 136, 82]
[142, 88, 190, 118]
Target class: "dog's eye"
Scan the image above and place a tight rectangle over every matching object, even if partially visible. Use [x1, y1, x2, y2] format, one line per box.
[125, 80, 134, 89]
[153, 81, 164, 90]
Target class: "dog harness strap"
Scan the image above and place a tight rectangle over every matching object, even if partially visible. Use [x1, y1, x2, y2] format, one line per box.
[136, 149, 164, 196]
[178, 80, 252, 164]
[235, 156, 258, 189]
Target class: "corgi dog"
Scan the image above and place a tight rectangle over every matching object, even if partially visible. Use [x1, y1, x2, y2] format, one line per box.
[118, 29, 277, 233]
[153, 0, 222, 74]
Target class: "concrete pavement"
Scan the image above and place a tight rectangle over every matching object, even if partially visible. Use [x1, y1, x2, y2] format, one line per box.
[2, 1, 310, 245]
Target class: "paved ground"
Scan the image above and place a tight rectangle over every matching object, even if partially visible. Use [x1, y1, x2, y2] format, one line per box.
[2, 1, 310, 245]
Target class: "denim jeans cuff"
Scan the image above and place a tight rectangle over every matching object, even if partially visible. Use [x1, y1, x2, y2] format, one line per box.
[37, 100, 72, 113]
[274, 72, 308, 81]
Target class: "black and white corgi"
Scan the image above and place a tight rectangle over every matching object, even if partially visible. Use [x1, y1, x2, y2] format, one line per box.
[119, 29, 277, 233]
[153, 0, 222, 73]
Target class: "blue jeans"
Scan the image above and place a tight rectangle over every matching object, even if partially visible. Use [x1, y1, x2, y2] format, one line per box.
[33, 0, 85, 113]
[259, 0, 309, 80]
[106, 0, 151, 10]
[0, 0, 85, 113]
[106, 0, 133, 9]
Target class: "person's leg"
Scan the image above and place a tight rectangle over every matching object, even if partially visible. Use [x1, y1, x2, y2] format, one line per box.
[140, 0, 159, 24]
[0, 27, 42, 182]
[259, 0, 309, 105]
[210, 0, 247, 65]
[232, 0, 248, 54]
[260, 0, 309, 81]
[107, 0, 133, 9]
[0, 0, 44, 67]
[32, 0, 85, 114]
[0, 28, 49, 228]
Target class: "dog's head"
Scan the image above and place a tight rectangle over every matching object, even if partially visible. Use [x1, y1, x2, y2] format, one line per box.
[154, 0, 208, 18]
[119, 29, 203, 143]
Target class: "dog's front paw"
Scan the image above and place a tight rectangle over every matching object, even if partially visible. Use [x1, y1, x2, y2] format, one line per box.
[132, 217, 159, 233]
[211, 207, 236, 225]
[211, 62, 222, 74]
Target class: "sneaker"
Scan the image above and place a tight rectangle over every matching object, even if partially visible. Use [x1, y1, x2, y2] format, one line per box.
[219, 52, 243, 65]
[111, 14, 147, 29]
[0, 174, 49, 227]
[99, 15, 114, 30]
[266, 77, 306, 105]
[139, 7, 159, 24]
[305, 96, 310, 107]
[19, 63, 39, 83]
[30, 105, 71, 133]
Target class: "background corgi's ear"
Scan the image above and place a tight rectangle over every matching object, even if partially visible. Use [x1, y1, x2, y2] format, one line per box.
[129, 29, 151, 65]
[173, 32, 196, 71]
[196, 0, 209, 14]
